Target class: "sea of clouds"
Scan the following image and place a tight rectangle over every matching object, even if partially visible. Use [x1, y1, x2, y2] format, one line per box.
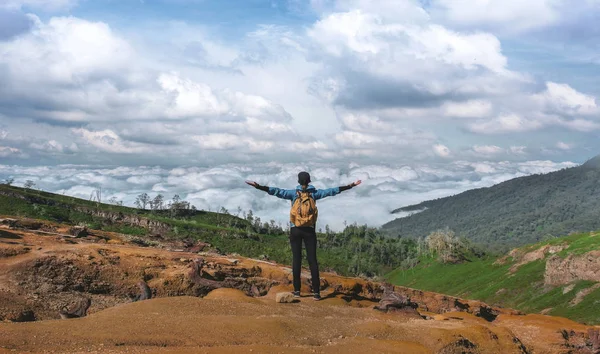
[0, 159, 577, 231]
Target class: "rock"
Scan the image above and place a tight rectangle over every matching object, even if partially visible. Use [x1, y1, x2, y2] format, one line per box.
[186, 242, 210, 253]
[563, 284, 575, 294]
[374, 290, 418, 313]
[133, 281, 152, 301]
[545, 251, 600, 286]
[69, 226, 88, 238]
[15, 219, 43, 230]
[3, 309, 36, 322]
[472, 305, 499, 322]
[510, 244, 568, 273]
[0, 218, 18, 227]
[570, 284, 600, 306]
[588, 329, 600, 352]
[276, 292, 295, 303]
[59, 298, 91, 319]
[540, 308, 553, 315]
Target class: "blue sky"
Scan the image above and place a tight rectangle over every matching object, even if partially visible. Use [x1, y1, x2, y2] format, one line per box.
[0, 0, 599, 229]
[72, 0, 313, 35]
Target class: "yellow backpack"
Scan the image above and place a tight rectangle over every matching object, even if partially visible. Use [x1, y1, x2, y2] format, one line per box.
[290, 190, 318, 227]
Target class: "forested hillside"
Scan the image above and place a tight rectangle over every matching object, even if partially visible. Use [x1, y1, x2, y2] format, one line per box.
[382, 155, 600, 250]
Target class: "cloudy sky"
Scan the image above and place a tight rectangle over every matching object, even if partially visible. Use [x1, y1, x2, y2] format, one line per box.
[0, 0, 598, 231]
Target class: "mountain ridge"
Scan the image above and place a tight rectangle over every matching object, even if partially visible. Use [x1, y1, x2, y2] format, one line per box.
[383, 154, 600, 250]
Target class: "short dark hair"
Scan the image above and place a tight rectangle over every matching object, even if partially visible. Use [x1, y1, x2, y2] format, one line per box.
[298, 171, 311, 185]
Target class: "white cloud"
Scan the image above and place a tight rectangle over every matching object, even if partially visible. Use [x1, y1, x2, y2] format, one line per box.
[308, 8, 509, 74]
[29, 140, 78, 154]
[534, 82, 598, 115]
[472, 145, 503, 155]
[560, 119, 600, 131]
[430, 0, 561, 33]
[71, 128, 153, 154]
[510, 146, 527, 155]
[469, 114, 544, 134]
[433, 144, 451, 157]
[556, 141, 572, 150]
[2, 16, 134, 85]
[158, 73, 228, 119]
[442, 100, 493, 118]
[471, 163, 496, 174]
[193, 134, 274, 152]
[126, 175, 163, 186]
[0, 146, 22, 157]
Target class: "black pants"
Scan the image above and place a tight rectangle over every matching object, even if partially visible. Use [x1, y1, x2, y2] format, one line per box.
[290, 227, 320, 294]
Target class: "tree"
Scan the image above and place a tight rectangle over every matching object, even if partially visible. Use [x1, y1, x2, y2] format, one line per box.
[135, 193, 151, 210]
[152, 194, 164, 210]
[108, 196, 123, 206]
[24, 180, 36, 189]
[2, 178, 14, 185]
[425, 228, 467, 264]
[245, 209, 254, 224]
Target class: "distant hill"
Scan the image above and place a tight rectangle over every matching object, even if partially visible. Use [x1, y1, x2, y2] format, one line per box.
[382, 155, 600, 250]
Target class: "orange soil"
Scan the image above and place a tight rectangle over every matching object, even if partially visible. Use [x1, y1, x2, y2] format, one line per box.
[1, 220, 598, 353]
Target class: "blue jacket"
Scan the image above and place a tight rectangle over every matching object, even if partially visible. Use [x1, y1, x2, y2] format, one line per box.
[268, 184, 341, 228]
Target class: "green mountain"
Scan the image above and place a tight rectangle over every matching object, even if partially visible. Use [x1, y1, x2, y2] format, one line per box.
[385, 230, 600, 325]
[382, 155, 600, 250]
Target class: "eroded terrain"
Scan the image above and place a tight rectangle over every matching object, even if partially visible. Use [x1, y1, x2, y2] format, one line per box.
[1, 217, 599, 353]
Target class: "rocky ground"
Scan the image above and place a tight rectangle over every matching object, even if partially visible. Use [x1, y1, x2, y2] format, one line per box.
[1, 217, 600, 353]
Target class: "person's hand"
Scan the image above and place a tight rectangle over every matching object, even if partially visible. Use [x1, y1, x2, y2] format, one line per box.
[245, 180, 259, 188]
[350, 180, 362, 187]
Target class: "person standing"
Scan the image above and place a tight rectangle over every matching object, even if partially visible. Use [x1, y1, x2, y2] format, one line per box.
[246, 171, 361, 300]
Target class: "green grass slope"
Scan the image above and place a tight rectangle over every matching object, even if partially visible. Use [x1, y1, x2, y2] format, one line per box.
[386, 231, 600, 325]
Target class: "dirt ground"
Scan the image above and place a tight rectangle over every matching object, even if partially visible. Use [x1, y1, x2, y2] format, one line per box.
[1, 218, 599, 353]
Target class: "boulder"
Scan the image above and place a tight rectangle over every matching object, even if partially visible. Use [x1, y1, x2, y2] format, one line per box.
[374, 286, 419, 317]
[2, 309, 36, 322]
[275, 292, 295, 303]
[59, 298, 91, 319]
[589, 329, 600, 352]
[69, 226, 88, 238]
[375, 292, 417, 311]
[186, 241, 210, 253]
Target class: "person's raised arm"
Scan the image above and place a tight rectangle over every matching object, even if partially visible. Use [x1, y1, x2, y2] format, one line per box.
[245, 180, 269, 192]
[313, 180, 362, 200]
[245, 180, 295, 200]
[339, 180, 362, 192]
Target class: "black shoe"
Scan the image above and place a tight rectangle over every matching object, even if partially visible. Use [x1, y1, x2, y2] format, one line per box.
[292, 291, 300, 298]
[313, 293, 321, 301]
